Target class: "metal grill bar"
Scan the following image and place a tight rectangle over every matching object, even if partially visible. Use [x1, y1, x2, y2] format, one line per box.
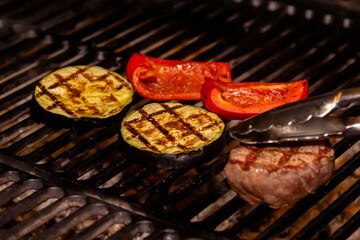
[32, 202, 110, 240]
[199, 196, 245, 230]
[329, 209, 360, 240]
[0, 187, 64, 228]
[67, 211, 132, 240]
[0, 178, 43, 205]
[0, 159, 229, 239]
[2, 196, 87, 240]
[292, 178, 360, 240]
[223, 205, 272, 236]
[150, 154, 229, 211]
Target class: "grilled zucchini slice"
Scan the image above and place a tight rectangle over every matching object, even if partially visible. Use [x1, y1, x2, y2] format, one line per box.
[119, 102, 225, 169]
[32, 66, 134, 128]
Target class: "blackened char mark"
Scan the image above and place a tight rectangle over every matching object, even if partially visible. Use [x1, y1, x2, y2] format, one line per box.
[54, 73, 82, 97]
[83, 72, 110, 82]
[108, 71, 133, 91]
[36, 67, 89, 99]
[37, 83, 75, 117]
[123, 122, 160, 153]
[82, 72, 119, 91]
[124, 103, 221, 153]
[187, 113, 222, 131]
[48, 66, 89, 89]
[137, 108, 186, 148]
[160, 103, 208, 142]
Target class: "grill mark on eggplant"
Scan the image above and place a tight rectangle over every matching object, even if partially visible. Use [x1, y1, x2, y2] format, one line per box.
[187, 113, 221, 131]
[35, 67, 90, 99]
[82, 72, 116, 90]
[36, 67, 89, 98]
[37, 83, 75, 117]
[201, 124, 219, 130]
[53, 66, 89, 86]
[47, 82, 61, 89]
[45, 103, 57, 111]
[123, 122, 160, 153]
[38, 67, 117, 117]
[85, 72, 110, 81]
[108, 71, 133, 91]
[122, 102, 225, 155]
[123, 103, 211, 152]
[34, 67, 129, 98]
[124, 105, 184, 125]
[147, 105, 183, 118]
[53, 73, 83, 97]
[137, 109, 188, 149]
[81, 71, 130, 92]
[160, 103, 208, 142]
[35, 66, 134, 122]
[35, 67, 89, 116]
[101, 93, 121, 104]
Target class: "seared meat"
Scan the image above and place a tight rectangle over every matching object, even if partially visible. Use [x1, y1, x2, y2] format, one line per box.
[224, 141, 335, 208]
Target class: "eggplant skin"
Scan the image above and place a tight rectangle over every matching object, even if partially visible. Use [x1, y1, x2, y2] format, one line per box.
[118, 130, 225, 169]
[31, 66, 134, 129]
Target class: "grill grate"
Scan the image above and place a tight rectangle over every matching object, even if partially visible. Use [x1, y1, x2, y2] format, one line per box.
[0, 0, 360, 239]
[0, 156, 222, 239]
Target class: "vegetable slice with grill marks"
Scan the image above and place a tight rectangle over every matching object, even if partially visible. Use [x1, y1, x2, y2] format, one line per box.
[32, 65, 134, 128]
[119, 102, 225, 169]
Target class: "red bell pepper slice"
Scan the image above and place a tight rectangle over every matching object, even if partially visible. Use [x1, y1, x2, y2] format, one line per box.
[126, 53, 232, 101]
[201, 78, 308, 120]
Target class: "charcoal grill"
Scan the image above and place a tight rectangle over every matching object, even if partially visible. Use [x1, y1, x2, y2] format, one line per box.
[0, 0, 360, 239]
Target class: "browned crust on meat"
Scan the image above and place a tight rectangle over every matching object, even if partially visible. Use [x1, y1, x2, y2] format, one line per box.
[225, 141, 335, 208]
[228, 143, 334, 172]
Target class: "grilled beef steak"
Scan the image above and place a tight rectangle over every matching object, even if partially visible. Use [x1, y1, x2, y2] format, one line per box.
[224, 142, 335, 208]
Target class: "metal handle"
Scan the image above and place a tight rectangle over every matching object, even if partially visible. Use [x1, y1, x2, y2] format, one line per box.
[230, 87, 360, 138]
[343, 116, 360, 135]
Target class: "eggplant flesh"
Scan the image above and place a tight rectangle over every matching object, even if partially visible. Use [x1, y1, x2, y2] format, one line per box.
[119, 102, 225, 169]
[32, 66, 134, 128]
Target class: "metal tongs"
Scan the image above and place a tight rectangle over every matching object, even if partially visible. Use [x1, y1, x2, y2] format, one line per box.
[229, 87, 360, 144]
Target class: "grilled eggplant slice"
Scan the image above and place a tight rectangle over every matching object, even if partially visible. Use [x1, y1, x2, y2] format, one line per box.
[32, 66, 134, 128]
[119, 102, 225, 169]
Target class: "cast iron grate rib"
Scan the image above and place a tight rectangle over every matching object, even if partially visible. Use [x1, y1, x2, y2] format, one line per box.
[0, 157, 231, 240]
[0, 0, 360, 239]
